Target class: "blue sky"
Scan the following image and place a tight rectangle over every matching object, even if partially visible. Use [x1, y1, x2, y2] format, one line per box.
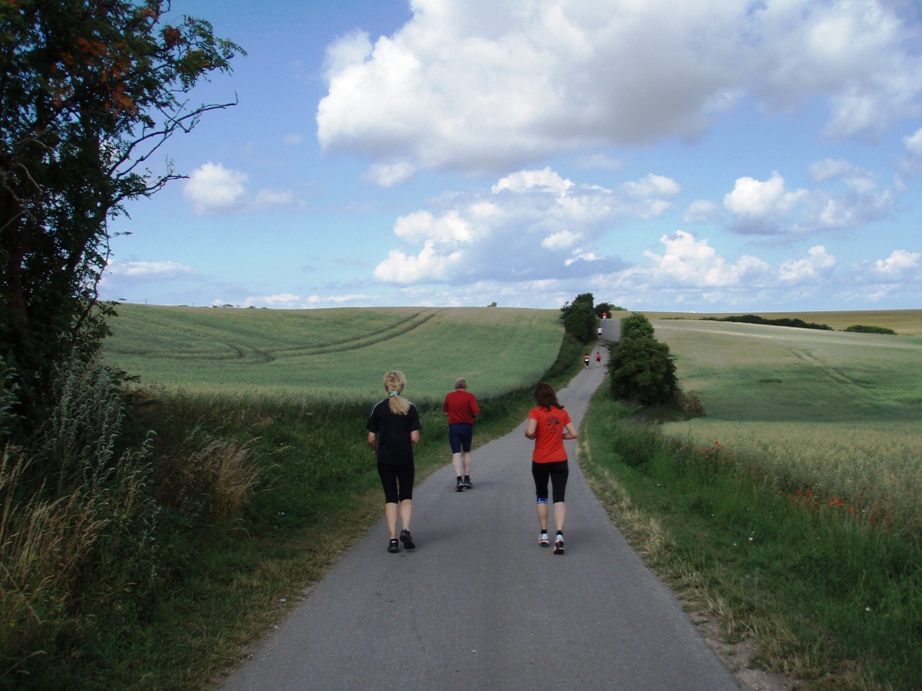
[102, 0, 922, 312]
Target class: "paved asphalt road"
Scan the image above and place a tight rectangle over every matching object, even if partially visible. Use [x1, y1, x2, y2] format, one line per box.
[222, 319, 739, 691]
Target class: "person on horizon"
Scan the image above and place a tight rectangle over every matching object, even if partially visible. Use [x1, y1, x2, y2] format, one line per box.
[596, 351, 602, 367]
[583, 353, 590, 369]
[367, 371, 420, 553]
[525, 382, 578, 555]
[443, 377, 481, 491]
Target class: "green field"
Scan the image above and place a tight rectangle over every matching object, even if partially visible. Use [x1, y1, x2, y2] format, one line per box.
[655, 317, 922, 526]
[104, 304, 563, 401]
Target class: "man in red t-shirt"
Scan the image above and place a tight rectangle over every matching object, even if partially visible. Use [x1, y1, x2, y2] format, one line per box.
[443, 377, 481, 491]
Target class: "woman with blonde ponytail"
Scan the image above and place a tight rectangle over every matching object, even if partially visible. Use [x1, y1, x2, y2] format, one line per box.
[367, 371, 421, 553]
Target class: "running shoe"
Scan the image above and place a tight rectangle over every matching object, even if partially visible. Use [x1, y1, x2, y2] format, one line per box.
[399, 529, 416, 551]
[455, 478, 464, 492]
[539, 531, 549, 547]
[554, 534, 565, 555]
[462, 476, 473, 489]
[388, 539, 399, 553]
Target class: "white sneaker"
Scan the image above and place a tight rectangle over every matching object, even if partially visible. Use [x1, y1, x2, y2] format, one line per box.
[539, 532, 550, 547]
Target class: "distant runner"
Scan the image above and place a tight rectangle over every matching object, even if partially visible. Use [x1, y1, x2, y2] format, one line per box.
[443, 377, 481, 492]
[597, 326, 603, 340]
[367, 371, 420, 553]
[583, 353, 590, 369]
[595, 351, 602, 367]
[525, 382, 578, 555]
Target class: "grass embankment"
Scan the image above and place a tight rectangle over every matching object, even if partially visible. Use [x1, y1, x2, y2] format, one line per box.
[580, 316, 922, 689]
[2, 303, 583, 690]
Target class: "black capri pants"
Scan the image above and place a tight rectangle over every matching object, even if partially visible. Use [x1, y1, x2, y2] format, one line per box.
[377, 462, 415, 504]
[532, 460, 569, 503]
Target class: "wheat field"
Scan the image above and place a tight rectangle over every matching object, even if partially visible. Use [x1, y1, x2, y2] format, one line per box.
[103, 304, 564, 402]
[657, 317, 922, 523]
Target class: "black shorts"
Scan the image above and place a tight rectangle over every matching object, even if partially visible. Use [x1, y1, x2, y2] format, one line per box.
[448, 423, 473, 454]
[377, 462, 414, 504]
[532, 460, 569, 503]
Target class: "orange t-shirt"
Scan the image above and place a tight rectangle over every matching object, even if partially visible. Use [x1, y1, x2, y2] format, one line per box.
[528, 406, 572, 463]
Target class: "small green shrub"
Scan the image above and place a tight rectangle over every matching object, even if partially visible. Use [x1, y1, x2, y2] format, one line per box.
[619, 313, 655, 340]
[607, 314, 677, 406]
[844, 324, 896, 334]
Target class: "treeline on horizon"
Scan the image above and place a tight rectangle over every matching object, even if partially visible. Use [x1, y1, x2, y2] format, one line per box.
[700, 314, 898, 334]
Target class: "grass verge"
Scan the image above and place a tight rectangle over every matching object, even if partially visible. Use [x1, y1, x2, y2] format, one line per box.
[580, 384, 922, 690]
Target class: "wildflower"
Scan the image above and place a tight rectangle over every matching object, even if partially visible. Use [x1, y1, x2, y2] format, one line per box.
[814, 503, 820, 509]
[837, 499, 844, 506]
[849, 507, 856, 513]
[806, 491, 812, 498]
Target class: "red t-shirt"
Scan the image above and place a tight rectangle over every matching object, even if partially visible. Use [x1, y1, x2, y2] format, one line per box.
[528, 406, 572, 463]
[443, 390, 481, 425]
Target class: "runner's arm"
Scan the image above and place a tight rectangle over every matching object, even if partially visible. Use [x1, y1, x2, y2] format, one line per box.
[525, 418, 538, 439]
[562, 422, 578, 440]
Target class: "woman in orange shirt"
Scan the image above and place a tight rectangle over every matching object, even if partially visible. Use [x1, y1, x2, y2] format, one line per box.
[524, 382, 578, 554]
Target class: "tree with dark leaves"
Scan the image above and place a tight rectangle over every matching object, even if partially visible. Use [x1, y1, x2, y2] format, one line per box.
[0, 0, 243, 425]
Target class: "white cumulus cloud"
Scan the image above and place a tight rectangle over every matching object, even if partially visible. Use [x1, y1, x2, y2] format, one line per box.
[492, 167, 574, 196]
[640, 231, 771, 287]
[317, 0, 922, 177]
[865, 249, 921, 280]
[372, 167, 676, 284]
[183, 163, 301, 214]
[778, 245, 837, 282]
[542, 230, 582, 250]
[184, 162, 248, 215]
[724, 172, 809, 233]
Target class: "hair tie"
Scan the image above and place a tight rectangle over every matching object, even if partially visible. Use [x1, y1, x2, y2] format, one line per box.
[389, 390, 399, 397]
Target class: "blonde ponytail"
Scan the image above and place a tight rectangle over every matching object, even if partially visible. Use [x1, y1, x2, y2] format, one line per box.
[383, 370, 410, 415]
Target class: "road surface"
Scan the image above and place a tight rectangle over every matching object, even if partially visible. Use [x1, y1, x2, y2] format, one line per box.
[222, 318, 739, 690]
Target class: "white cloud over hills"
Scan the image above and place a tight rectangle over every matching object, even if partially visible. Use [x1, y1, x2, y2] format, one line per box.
[365, 165, 919, 310]
[317, 0, 922, 180]
[720, 166, 896, 236]
[373, 168, 679, 284]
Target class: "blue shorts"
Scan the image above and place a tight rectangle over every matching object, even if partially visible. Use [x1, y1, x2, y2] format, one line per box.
[448, 423, 473, 454]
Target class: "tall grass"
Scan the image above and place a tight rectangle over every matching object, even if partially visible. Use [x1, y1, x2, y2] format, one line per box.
[582, 390, 922, 689]
[0, 358, 261, 689]
[663, 420, 922, 535]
